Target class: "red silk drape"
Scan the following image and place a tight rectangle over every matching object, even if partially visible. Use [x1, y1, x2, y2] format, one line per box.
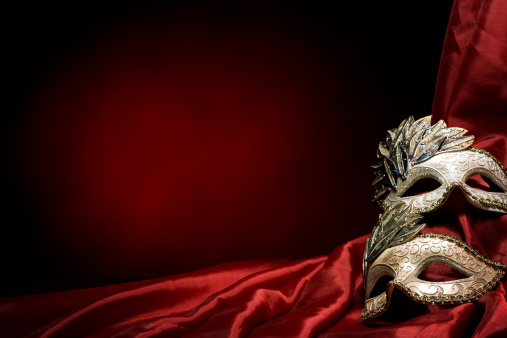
[2, 0, 506, 336]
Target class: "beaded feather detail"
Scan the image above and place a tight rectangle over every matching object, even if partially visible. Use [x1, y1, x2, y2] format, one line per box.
[372, 115, 475, 203]
[362, 203, 424, 285]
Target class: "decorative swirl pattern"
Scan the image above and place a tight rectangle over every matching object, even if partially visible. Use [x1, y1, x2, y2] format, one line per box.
[382, 149, 507, 213]
[364, 117, 506, 324]
[361, 292, 387, 322]
[430, 245, 441, 253]
[364, 233, 506, 311]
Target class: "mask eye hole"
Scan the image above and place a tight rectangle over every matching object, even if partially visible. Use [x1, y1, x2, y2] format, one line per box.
[417, 263, 469, 282]
[466, 175, 505, 193]
[369, 275, 394, 298]
[401, 178, 442, 197]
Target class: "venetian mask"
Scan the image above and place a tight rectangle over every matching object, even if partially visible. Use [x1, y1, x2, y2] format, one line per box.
[371, 115, 507, 213]
[361, 115, 507, 323]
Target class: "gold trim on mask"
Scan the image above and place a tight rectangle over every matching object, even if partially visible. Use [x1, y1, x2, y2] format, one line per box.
[372, 115, 476, 203]
[363, 115, 506, 324]
[380, 148, 507, 214]
[371, 115, 507, 214]
[361, 233, 506, 323]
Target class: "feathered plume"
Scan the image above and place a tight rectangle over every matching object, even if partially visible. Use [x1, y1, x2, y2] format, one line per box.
[372, 115, 475, 203]
[362, 203, 425, 285]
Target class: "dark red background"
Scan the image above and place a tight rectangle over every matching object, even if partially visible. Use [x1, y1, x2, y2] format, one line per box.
[3, 1, 453, 296]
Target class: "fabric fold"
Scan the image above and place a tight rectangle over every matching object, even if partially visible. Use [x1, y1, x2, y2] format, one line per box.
[1, 0, 507, 336]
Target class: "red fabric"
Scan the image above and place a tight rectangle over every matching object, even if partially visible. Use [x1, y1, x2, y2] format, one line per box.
[2, 0, 507, 337]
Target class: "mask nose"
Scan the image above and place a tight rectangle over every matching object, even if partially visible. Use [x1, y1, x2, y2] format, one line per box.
[440, 184, 471, 210]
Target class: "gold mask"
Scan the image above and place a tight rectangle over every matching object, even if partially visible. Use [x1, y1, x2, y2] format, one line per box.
[362, 116, 507, 323]
[362, 229, 506, 322]
[371, 115, 507, 213]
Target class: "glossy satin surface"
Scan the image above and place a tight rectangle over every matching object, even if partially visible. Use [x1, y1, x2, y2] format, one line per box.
[2, 0, 507, 336]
